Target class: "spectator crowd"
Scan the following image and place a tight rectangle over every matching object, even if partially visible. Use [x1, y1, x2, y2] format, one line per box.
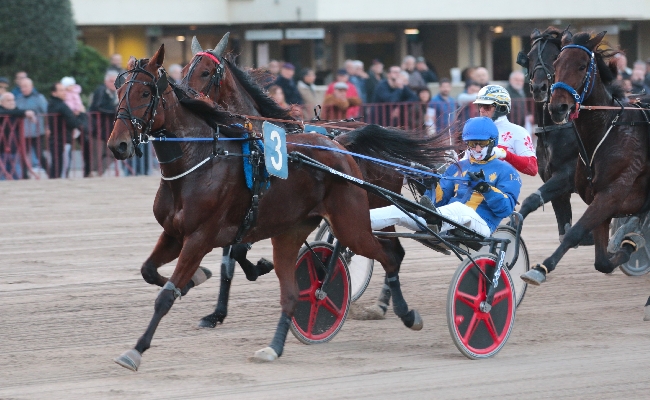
[4, 46, 650, 182]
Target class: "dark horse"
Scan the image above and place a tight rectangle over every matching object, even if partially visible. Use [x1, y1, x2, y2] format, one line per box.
[521, 31, 650, 288]
[182, 35, 449, 327]
[107, 45, 449, 370]
[518, 26, 594, 246]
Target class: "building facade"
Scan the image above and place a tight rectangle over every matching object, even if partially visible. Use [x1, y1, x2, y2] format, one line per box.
[72, 0, 650, 82]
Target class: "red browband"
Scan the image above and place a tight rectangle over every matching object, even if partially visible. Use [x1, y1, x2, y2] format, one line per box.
[196, 52, 221, 65]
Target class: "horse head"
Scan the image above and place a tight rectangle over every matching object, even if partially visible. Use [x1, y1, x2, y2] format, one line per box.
[108, 44, 169, 160]
[524, 26, 564, 102]
[548, 31, 606, 123]
[181, 33, 230, 101]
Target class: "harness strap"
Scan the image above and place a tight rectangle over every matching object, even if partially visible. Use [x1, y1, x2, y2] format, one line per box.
[534, 121, 573, 134]
[160, 156, 213, 181]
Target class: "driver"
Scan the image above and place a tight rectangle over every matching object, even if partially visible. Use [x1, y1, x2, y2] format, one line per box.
[370, 117, 521, 237]
[472, 85, 538, 176]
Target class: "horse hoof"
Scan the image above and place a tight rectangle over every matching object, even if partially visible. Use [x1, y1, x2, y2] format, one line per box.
[407, 310, 423, 331]
[196, 313, 224, 329]
[191, 267, 213, 287]
[114, 349, 141, 371]
[253, 347, 278, 362]
[644, 305, 650, 321]
[257, 258, 275, 276]
[520, 269, 546, 286]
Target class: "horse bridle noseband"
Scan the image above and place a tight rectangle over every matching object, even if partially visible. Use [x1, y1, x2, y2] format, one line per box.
[550, 44, 597, 120]
[115, 60, 170, 154]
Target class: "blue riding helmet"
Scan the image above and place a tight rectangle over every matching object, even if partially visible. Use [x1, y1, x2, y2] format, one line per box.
[462, 116, 499, 146]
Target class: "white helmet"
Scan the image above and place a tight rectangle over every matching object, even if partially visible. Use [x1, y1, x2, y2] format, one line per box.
[473, 85, 511, 118]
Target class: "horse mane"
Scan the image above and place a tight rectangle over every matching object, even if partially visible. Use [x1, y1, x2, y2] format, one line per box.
[224, 56, 295, 121]
[533, 26, 563, 45]
[335, 124, 456, 167]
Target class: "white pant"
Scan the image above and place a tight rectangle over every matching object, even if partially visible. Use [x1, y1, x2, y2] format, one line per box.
[370, 202, 491, 237]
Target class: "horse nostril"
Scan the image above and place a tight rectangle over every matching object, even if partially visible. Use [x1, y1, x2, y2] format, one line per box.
[118, 142, 128, 154]
[558, 104, 569, 113]
[540, 83, 547, 93]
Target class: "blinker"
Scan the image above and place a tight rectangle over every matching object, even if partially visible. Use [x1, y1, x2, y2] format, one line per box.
[516, 51, 529, 68]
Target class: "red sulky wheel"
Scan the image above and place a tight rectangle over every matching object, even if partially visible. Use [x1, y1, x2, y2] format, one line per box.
[446, 253, 516, 359]
[290, 241, 351, 345]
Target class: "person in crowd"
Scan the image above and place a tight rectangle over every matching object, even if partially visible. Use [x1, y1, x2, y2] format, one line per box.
[416, 56, 438, 83]
[87, 70, 119, 177]
[167, 64, 183, 84]
[107, 54, 125, 75]
[369, 116, 521, 238]
[60, 77, 85, 116]
[401, 55, 426, 89]
[614, 54, 631, 80]
[11, 71, 29, 96]
[470, 67, 490, 87]
[413, 87, 432, 130]
[457, 80, 482, 122]
[268, 85, 302, 119]
[417, 87, 432, 104]
[15, 78, 48, 177]
[266, 60, 281, 77]
[0, 92, 36, 179]
[622, 78, 633, 97]
[371, 65, 418, 126]
[628, 60, 650, 95]
[296, 68, 322, 120]
[0, 77, 9, 96]
[505, 70, 532, 128]
[644, 58, 650, 88]
[346, 60, 368, 103]
[426, 78, 457, 133]
[272, 63, 303, 106]
[473, 85, 537, 176]
[325, 69, 361, 119]
[322, 81, 362, 121]
[48, 82, 83, 179]
[365, 59, 384, 102]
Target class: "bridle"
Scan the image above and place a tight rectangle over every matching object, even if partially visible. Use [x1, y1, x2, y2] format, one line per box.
[550, 44, 598, 120]
[115, 59, 170, 154]
[182, 51, 226, 97]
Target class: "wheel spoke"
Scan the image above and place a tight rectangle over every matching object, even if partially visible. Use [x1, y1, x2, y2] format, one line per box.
[306, 303, 319, 335]
[492, 288, 511, 307]
[485, 315, 500, 342]
[456, 290, 479, 308]
[307, 255, 320, 287]
[462, 314, 479, 344]
[298, 288, 311, 301]
[322, 297, 341, 317]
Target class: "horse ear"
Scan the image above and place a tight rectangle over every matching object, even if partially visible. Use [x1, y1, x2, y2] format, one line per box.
[561, 30, 573, 46]
[586, 31, 607, 50]
[127, 56, 137, 70]
[191, 36, 203, 55]
[211, 32, 230, 58]
[150, 44, 165, 69]
[531, 28, 541, 39]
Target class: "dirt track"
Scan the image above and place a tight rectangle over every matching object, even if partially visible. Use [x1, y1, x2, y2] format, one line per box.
[1, 174, 649, 399]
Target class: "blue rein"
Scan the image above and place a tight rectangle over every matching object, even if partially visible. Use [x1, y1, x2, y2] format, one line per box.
[550, 44, 597, 119]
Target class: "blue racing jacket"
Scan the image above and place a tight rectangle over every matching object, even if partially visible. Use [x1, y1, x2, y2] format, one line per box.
[424, 155, 521, 233]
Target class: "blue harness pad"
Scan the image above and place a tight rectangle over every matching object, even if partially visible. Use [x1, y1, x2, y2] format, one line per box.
[241, 135, 270, 190]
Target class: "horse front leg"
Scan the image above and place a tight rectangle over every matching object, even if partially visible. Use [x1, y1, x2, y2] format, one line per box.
[521, 191, 621, 286]
[114, 237, 212, 371]
[198, 246, 236, 328]
[141, 231, 213, 295]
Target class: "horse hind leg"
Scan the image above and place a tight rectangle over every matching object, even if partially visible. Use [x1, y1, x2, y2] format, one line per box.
[325, 194, 422, 331]
[198, 246, 236, 328]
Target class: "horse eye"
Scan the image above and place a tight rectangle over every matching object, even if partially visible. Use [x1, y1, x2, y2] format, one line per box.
[201, 70, 210, 77]
[142, 91, 151, 98]
[579, 65, 587, 71]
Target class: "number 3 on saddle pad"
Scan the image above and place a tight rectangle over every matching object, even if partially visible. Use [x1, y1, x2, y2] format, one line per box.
[263, 121, 288, 179]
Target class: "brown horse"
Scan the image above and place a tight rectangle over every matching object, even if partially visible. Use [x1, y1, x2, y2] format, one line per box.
[517, 26, 594, 246]
[521, 31, 650, 286]
[107, 44, 444, 370]
[182, 35, 452, 327]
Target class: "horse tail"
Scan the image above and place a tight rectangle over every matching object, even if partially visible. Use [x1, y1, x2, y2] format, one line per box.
[335, 124, 459, 168]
